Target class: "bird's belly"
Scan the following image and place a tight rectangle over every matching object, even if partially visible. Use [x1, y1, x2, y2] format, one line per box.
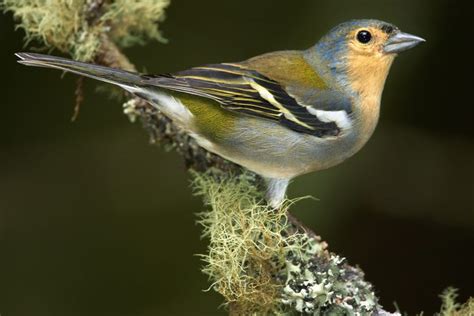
[156, 93, 366, 179]
[193, 116, 360, 179]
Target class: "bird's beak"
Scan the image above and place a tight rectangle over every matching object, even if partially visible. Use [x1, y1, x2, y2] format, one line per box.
[383, 32, 425, 54]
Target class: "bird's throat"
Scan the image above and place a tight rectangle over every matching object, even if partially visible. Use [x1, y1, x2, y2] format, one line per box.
[346, 53, 394, 102]
[341, 54, 393, 156]
[347, 53, 395, 139]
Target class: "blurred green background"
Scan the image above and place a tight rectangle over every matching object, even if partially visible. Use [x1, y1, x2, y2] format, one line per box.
[1, 0, 473, 315]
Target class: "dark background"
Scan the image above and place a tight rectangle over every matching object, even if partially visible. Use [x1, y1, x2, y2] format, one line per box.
[1, 0, 473, 315]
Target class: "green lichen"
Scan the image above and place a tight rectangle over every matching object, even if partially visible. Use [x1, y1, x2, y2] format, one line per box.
[282, 249, 378, 315]
[2, 0, 97, 60]
[101, 0, 169, 47]
[437, 288, 474, 316]
[193, 170, 301, 314]
[2, 0, 169, 61]
[193, 171, 380, 315]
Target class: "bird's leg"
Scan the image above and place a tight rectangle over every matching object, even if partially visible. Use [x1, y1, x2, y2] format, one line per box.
[263, 177, 290, 209]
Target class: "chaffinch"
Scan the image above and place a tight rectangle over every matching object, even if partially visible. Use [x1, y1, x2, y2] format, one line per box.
[16, 19, 424, 208]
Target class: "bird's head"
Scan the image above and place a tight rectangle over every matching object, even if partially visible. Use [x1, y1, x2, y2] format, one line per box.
[307, 19, 425, 99]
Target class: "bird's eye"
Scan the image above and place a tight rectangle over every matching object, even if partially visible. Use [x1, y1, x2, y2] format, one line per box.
[356, 30, 372, 44]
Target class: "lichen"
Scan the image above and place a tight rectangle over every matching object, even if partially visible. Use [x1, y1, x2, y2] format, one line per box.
[282, 249, 378, 315]
[123, 98, 141, 123]
[101, 0, 170, 47]
[193, 171, 381, 315]
[437, 288, 474, 316]
[1, 0, 169, 61]
[2, 0, 96, 60]
[193, 170, 301, 314]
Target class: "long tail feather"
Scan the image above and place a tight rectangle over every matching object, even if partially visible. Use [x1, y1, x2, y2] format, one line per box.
[16, 52, 145, 88]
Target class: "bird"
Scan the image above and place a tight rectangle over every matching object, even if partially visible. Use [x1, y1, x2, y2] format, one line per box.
[16, 19, 425, 208]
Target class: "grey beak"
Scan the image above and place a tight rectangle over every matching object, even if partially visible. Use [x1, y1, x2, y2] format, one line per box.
[384, 32, 425, 54]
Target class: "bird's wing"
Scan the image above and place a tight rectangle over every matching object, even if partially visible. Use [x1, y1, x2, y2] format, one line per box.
[16, 52, 352, 137]
[148, 62, 349, 138]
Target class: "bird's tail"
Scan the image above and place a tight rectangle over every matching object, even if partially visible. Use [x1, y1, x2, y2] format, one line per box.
[16, 52, 145, 89]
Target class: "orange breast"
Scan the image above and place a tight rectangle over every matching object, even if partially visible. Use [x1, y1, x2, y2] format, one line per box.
[346, 51, 395, 148]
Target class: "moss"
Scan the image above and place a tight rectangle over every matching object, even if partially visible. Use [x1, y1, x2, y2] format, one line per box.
[2, 0, 169, 61]
[438, 288, 474, 316]
[193, 171, 380, 315]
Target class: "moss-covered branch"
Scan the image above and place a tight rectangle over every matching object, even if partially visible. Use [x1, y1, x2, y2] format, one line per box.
[2, 0, 168, 61]
[4, 1, 472, 315]
[193, 171, 382, 315]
